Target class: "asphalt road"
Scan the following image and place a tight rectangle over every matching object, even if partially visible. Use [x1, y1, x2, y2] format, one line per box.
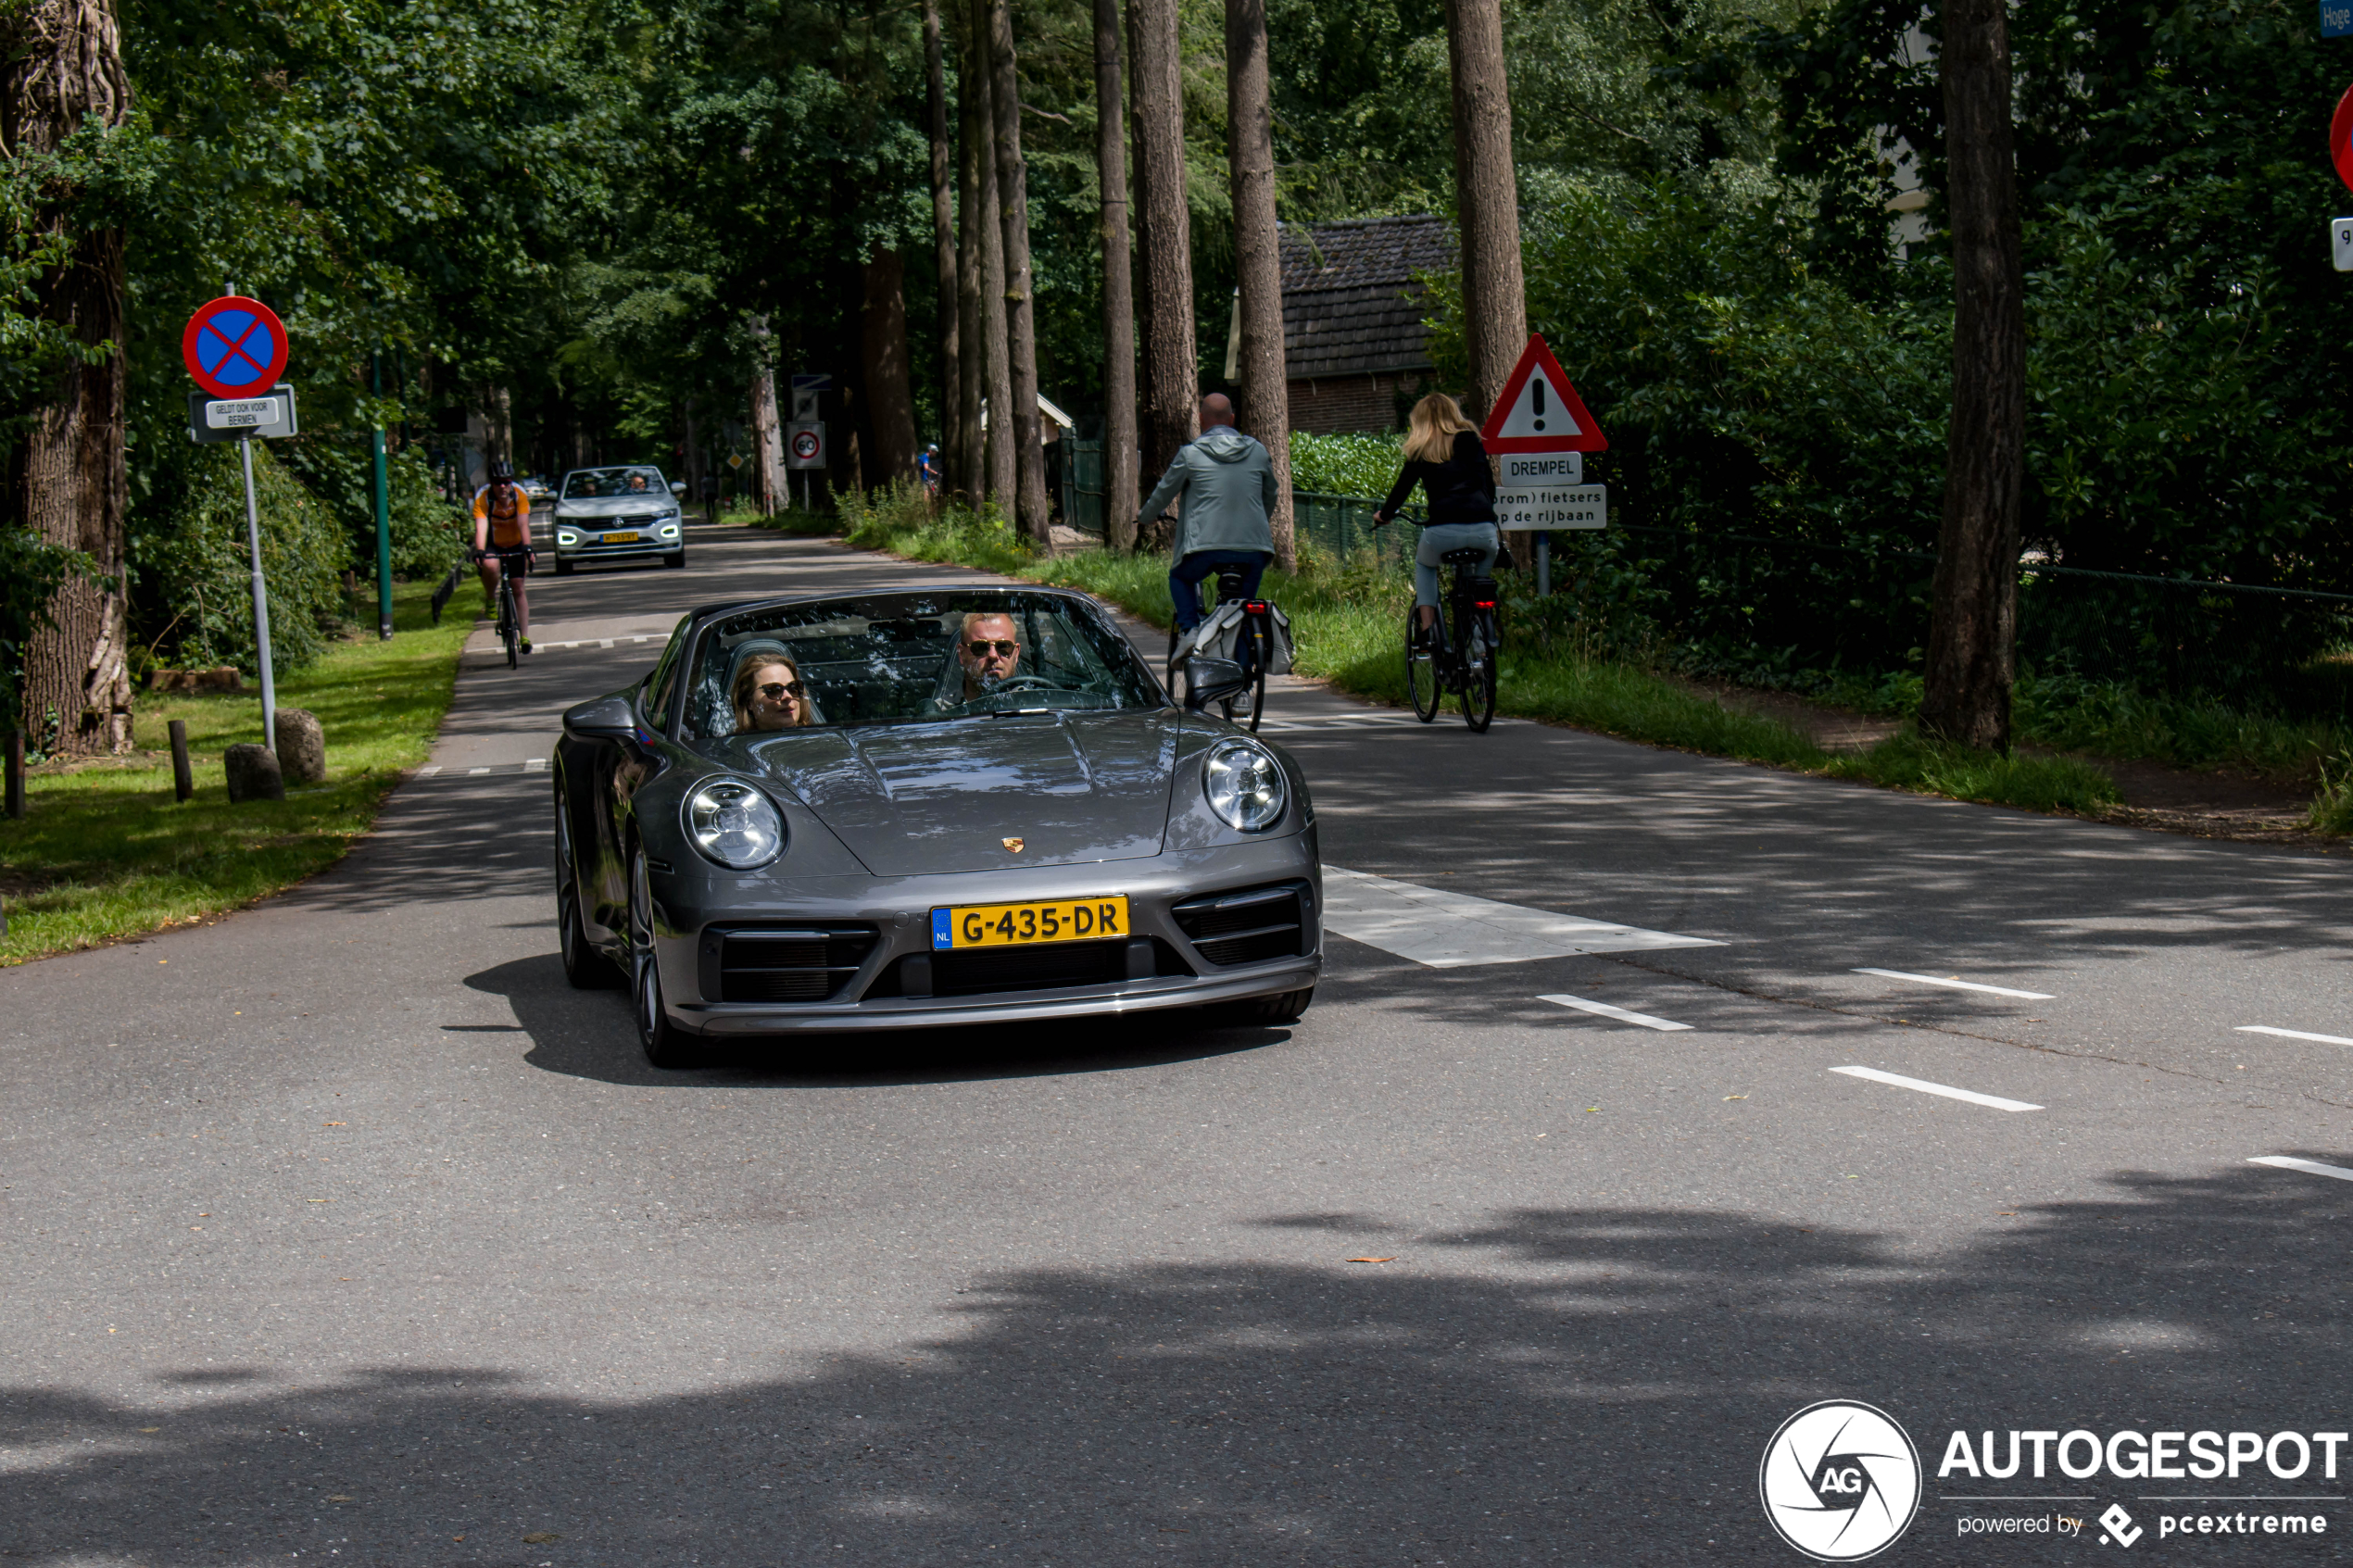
[4, 518, 2349, 1567]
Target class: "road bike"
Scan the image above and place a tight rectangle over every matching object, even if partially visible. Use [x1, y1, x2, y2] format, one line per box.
[1405, 545, 1500, 733]
[1166, 562, 1277, 732]
[478, 547, 532, 669]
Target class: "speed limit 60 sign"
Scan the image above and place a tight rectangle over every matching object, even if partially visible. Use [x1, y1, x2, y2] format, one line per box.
[786, 422, 825, 470]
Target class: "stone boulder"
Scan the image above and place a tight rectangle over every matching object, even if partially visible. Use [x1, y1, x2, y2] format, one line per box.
[273, 708, 325, 784]
[223, 743, 284, 803]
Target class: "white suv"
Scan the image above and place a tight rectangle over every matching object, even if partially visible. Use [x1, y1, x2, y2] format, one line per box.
[549, 465, 686, 574]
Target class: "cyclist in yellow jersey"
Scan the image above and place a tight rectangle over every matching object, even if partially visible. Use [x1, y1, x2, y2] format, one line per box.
[472, 458, 535, 654]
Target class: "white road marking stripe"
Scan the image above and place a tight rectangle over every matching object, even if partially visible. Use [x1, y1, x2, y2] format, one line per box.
[524, 758, 547, 771]
[417, 765, 442, 778]
[2236, 1025, 2353, 1048]
[1538, 993, 1692, 1032]
[2249, 1155, 2353, 1183]
[1321, 865, 1720, 968]
[466, 767, 490, 776]
[1853, 967, 2053, 1000]
[1830, 1065, 2043, 1112]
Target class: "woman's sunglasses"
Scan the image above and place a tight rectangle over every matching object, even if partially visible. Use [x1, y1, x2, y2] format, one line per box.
[965, 639, 1019, 658]
[756, 681, 805, 700]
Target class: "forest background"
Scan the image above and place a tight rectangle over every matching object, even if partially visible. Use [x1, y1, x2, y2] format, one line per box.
[6, 0, 2352, 746]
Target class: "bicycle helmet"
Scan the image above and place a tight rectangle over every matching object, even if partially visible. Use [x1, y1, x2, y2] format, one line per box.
[488, 458, 515, 481]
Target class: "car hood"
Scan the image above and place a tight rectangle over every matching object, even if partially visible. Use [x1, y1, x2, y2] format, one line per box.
[555, 495, 673, 519]
[732, 709, 1181, 875]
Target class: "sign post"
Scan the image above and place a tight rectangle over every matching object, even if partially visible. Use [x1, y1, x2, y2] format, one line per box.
[371, 353, 393, 640]
[1478, 334, 1609, 596]
[183, 290, 294, 749]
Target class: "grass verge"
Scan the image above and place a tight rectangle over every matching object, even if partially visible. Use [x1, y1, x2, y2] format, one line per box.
[837, 487, 2118, 817]
[0, 579, 471, 964]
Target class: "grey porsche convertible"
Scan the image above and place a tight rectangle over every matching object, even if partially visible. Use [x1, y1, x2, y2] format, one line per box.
[553, 584, 1322, 1066]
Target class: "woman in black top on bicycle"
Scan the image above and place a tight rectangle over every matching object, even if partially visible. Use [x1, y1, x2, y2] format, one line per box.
[1373, 394, 1499, 634]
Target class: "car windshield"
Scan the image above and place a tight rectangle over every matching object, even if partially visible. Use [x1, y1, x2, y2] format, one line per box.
[562, 466, 665, 499]
[683, 590, 1163, 736]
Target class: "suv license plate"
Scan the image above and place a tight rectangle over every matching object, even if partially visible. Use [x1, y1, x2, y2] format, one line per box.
[602, 531, 640, 544]
[932, 897, 1129, 950]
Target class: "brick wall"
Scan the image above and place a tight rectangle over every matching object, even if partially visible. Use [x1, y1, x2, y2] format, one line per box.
[1287, 373, 1411, 436]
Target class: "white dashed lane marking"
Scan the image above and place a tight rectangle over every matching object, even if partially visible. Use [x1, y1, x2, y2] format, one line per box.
[1829, 1065, 2043, 1113]
[2248, 1155, 2353, 1183]
[2235, 1025, 2353, 1048]
[1852, 967, 2053, 1000]
[1537, 993, 1692, 1032]
[1320, 866, 1719, 968]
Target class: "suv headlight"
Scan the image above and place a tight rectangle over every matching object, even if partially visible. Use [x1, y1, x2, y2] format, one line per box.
[556, 528, 579, 546]
[1202, 739, 1286, 832]
[684, 779, 785, 869]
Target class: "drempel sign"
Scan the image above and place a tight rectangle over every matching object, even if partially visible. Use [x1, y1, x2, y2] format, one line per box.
[1479, 334, 1608, 532]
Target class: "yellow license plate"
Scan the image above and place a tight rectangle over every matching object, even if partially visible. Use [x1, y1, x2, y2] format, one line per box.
[932, 896, 1129, 950]
[601, 531, 640, 544]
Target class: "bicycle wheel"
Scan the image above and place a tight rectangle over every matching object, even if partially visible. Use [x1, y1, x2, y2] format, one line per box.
[1404, 608, 1441, 722]
[500, 583, 519, 669]
[1244, 616, 1268, 733]
[1461, 608, 1498, 732]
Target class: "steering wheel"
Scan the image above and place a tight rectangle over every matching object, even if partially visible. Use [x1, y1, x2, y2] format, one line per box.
[985, 675, 1062, 694]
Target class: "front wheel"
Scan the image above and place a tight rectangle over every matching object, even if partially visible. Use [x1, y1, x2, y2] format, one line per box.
[499, 591, 519, 669]
[552, 557, 575, 576]
[630, 845, 699, 1069]
[1404, 609, 1440, 722]
[1461, 609, 1498, 733]
[556, 796, 619, 990]
[663, 550, 687, 570]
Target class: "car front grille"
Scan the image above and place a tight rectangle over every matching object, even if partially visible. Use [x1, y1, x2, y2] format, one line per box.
[1172, 883, 1309, 967]
[706, 924, 877, 1002]
[863, 936, 1191, 999]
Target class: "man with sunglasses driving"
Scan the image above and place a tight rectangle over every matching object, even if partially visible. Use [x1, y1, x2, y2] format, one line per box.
[950, 611, 1024, 703]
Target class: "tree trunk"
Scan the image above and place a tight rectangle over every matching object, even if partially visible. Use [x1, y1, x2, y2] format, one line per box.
[1128, 0, 1197, 502]
[749, 319, 785, 516]
[1226, 0, 1293, 571]
[969, 0, 1015, 512]
[5, 0, 132, 756]
[1094, 0, 1139, 549]
[985, 0, 1052, 546]
[1922, 0, 2024, 751]
[925, 0, 960, 501]
[1442, 0, 1525, 426]
[861, 249, 921, 490]
[954, 0, 989, 505]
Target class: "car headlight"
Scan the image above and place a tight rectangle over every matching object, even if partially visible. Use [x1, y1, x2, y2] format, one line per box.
[684, 778, 786, 870]
[556, 529, 578, 546]
[1202, 739, 1286, 832]
[659, 522, 680, 537]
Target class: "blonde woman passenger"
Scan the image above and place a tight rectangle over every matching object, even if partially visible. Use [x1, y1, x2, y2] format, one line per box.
[1373, 393, 1501, 633]
[732, 656, 814, 734]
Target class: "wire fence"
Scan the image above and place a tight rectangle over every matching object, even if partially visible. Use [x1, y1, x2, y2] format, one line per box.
[1058, 440, 1416, 569]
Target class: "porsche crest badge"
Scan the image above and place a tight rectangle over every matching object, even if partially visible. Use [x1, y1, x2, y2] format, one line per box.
[1001, 837, 1025, 853]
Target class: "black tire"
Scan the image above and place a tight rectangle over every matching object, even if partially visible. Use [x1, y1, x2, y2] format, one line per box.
[556, 795, 619, 990]
[1462, 609, 1498, 733]
[629, 845, 699, 1069]
[664, 550, 687, 569]
[1218, 985, 1315, 1026]
[1405, 609, 1441, 722]
[553, 558, 574, 576]
[500, 590, 519, 669]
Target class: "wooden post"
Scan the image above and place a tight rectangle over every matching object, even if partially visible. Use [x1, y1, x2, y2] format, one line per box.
[169, 718, 193, 802]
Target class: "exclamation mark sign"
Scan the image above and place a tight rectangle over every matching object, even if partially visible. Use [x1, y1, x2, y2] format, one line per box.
[1531, 379, 1547, 432]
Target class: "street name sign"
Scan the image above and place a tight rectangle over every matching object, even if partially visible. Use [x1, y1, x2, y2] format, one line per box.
[182, 295, 290, 399]
[2334, 217, 2353, 271]
[790, 373, 830, 423]
[2327, 0, 2353, 36]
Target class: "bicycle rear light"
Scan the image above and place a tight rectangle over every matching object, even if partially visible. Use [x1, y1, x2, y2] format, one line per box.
[1243, 600, 1268, 614]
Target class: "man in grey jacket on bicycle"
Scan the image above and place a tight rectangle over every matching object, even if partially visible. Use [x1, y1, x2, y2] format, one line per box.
[1138, 394, 1278, 647]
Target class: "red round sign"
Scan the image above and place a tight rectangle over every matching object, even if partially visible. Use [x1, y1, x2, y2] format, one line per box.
[2333, 82, 2353, 195]
[182, 295, 290, 398]
[790, 430, 821, 460]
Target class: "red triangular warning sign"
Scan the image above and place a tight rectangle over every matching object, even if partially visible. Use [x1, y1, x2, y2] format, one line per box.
[1478, 334, 1606, 454]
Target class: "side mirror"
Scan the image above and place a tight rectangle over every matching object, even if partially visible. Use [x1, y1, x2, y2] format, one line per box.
[1181, 657, 1250, 711]
[669, 481, 686, 495]
[563, 693, 637, 741]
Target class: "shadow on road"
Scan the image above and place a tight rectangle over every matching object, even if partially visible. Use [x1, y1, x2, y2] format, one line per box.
[462, 953, 1291, 1088]
[5, 1163, 2346, 1564]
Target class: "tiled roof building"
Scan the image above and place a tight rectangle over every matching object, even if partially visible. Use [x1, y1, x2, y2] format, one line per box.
[1277, 215, 1455, 434]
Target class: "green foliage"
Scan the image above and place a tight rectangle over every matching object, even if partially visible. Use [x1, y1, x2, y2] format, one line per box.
[0, 580, 468, 964]
[277, 441, 470, 583]
[136, 444, 351, 676]
[1288, 431, 1403, 499]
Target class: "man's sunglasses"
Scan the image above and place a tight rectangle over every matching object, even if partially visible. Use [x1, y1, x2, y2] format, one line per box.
[965, 639, 1019, 658]
[756, 681, 805, 700]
